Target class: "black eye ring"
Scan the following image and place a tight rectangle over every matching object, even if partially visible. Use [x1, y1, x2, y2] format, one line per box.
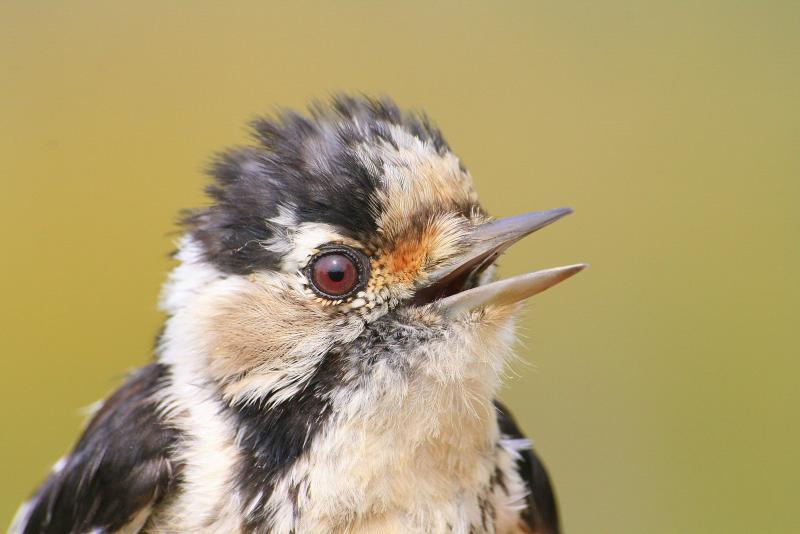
[303, 245, 370, 300]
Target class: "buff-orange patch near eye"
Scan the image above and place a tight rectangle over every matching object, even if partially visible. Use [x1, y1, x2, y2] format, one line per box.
[382, 227, 440, 284]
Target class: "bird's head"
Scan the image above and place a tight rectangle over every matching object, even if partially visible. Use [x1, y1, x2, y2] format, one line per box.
[160, 96, 583, 413]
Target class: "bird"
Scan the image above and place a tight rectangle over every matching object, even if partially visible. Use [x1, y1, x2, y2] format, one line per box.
[11, 95, 584, 534]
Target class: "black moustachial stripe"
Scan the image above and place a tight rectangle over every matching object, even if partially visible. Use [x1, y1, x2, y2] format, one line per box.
[494, 400, 561, 534]
[229, 314, 446, 532]
[183, 95, 454, 275]
[19, 363, 182, 534]
[230, 350, 350, 532]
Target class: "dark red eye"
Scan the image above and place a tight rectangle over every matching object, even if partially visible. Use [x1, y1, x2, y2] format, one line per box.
[308, 251, 362, 298]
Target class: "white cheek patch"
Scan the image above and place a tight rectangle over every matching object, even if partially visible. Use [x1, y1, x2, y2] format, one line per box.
[159, 236, 225, 315]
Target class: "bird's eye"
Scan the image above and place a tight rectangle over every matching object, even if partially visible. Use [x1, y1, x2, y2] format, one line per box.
[306, 247, 367, 299]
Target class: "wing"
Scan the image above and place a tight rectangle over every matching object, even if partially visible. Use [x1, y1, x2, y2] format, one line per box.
[495, 400, 561, 534]
[12, 363, 181, 534]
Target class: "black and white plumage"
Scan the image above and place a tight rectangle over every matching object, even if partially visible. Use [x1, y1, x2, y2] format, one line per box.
[13, 96, 583, 534]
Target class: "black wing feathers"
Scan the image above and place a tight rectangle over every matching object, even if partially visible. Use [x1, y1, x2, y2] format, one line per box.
[495, 400, 561, 534]
[18, 363, 180, 534]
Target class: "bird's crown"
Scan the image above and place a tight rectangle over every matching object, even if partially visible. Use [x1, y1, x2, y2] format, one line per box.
[183, 95, 488, 315]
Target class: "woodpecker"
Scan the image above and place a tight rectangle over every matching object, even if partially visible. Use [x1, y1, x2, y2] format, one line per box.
[13, 95, 584, 534]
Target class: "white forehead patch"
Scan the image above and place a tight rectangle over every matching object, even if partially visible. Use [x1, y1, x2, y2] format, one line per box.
[352, 123, 478, 235]
[358, 123, 470, 188]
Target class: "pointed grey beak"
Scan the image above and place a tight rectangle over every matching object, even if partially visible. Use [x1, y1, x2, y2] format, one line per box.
[437, 264, 586, 316]
[412, 208, 585, 314]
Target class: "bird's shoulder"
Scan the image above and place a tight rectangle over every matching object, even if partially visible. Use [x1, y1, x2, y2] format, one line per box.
[494, 400, 561, 534]
[12, 362, 181, 534]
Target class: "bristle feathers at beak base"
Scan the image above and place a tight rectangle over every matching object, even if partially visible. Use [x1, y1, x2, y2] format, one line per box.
[411, 208, 583, 311]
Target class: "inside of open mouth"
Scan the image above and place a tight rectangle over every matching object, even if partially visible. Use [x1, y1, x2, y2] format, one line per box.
[410, 248, 500, 307]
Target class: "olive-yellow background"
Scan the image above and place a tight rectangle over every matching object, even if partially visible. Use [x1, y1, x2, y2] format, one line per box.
[2, 2, 798, 532]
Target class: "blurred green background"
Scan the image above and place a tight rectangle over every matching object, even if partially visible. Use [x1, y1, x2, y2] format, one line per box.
[1, 2, 798, 532]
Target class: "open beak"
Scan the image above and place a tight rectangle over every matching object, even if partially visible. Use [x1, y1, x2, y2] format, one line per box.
[412, 208, 585, 316]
